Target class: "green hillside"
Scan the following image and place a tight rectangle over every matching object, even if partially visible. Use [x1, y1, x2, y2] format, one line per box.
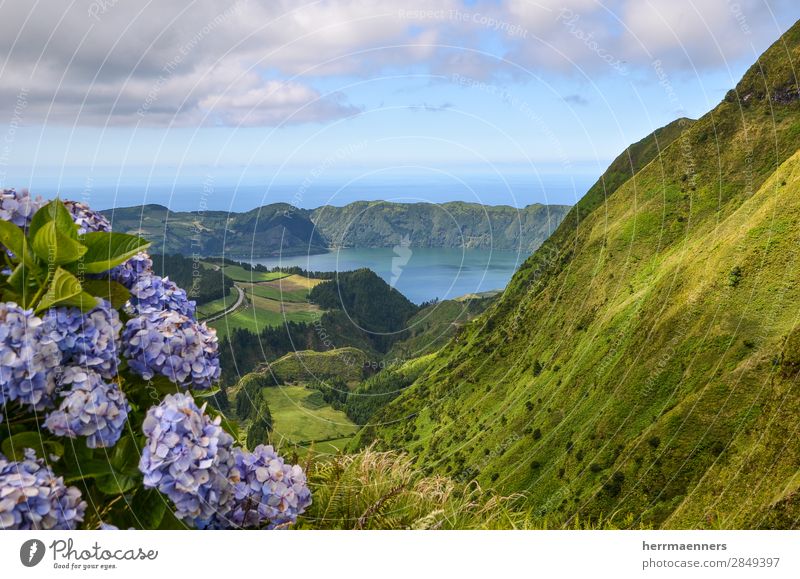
[103, 200, 570, 257]
[311, 201, 571, 252]
[385, 295, 496, 361]
[264, 347, 371, 387]
[355, 21, 800, 529]
[103, 203, 328, 257]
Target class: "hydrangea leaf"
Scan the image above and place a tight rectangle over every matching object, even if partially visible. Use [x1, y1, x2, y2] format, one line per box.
[0, 219, 31, 261]
[34, 267, 84, 312]
[28, 198, 79, 240]
[82, 278, 131, 308]
[1, 431, 47, 461]
[31, 221, 88, 265]
[79, 232, 151, 274]
[95, 473, 138, 496]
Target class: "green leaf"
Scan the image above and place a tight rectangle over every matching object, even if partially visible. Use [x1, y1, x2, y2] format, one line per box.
[58, 291, 100, 313]
[62, 459, 116, 483]
[78, 232, 150, 274]
[95, 474, 138, 496]
[29, 199, 78, 240]
[133, 490, 169, 529]
[34, 267, 84, 312]
[31, 221, 87, 265]
[82, 278, 130, 309]
[1, 431, 46, 461]
[6, 261, 36, 294]
[0, 219, 27, 258]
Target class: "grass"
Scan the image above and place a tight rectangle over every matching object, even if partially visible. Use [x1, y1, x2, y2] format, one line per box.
[211, 302, 321, 340]
[205, 273, 324, 339]
[267, 347, 369, 386]
[262, 385, 359, 448]
[243, 274, 324, 302]
[196, 286, 238, 318]
[213, 263, 289, 282]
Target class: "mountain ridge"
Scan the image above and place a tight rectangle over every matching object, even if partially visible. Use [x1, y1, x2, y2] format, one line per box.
[103, 199, 571, 256]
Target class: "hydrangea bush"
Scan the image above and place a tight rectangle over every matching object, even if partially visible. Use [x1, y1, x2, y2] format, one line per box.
[0, 189, 310, 530]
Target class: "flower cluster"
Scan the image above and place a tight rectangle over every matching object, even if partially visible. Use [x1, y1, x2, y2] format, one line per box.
[0, 449, 86, 530]
[139, 394, 311, 529]
[0, 189, 44, 229]
[108, 252, 153, 289]
[64, 200, 112, 234]
[122, 310, 220, 389]
[45, 367, 130, 449]
[228, 445, 312, 529]
[0, 302, 61, 412]
[43, 299, 122, 379]
[127, 274, 196, 318]
[139, 393, 235, 526]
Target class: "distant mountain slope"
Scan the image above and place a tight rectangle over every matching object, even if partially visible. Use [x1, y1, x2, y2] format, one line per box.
[103, 200, 571, 257]
[356, 21, 800, 529]
[103, 203, 328, 257]
[310, 201, 570, 251]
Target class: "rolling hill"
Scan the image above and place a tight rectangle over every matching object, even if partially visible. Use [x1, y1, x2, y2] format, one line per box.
[354, 21, 800, 529]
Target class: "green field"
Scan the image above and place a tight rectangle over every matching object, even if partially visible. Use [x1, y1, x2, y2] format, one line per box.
[211, 301, 321, 340]
[262, 385, 358, 449]
[196, 286, 238, 318]
[204, 272, 324, 339]
[210, 263, 289, 282]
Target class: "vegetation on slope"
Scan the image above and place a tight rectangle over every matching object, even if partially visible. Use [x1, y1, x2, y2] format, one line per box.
[357, 21, 800, 529]
[104, 203, 328, 257]
[264, 347, 372, 386]
[310, 201, 570, 252]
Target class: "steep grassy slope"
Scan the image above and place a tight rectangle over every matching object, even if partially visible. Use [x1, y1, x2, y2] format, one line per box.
[357, 21, 800, 529]
[311, 201, 570, 252]
[385, 295, 495, 361]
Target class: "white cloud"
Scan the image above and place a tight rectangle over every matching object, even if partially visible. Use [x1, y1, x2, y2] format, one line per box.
[0, 0, 794, 127]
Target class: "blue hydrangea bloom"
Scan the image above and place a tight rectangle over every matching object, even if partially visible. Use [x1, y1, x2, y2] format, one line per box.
[0, 189, 45, 228]
[108, 252, 153, 289]
[0, 449, 86, 529]
[64, 200, 112, 234]
[126, 274, 196, 318]
[139, 393, 235, 526]
[42, 299, 122, 379]
[45, 367, 130, 449]
[122, 310, 220, 389]
[0, 302, 62, 411]
[228, 445, 312, 529]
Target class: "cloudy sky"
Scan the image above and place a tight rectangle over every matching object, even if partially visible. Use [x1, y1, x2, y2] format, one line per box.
[1, 0, 798, 210]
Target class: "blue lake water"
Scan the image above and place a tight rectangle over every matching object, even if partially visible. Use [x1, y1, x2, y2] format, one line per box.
[251, 247, 525, 304]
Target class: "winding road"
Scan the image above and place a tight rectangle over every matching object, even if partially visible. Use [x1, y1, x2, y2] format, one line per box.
[203, 284, 246, 322]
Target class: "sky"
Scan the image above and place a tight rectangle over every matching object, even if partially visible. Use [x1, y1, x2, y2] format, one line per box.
[0, 0, 798, 211]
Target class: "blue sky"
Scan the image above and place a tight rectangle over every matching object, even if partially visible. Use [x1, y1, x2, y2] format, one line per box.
[1, 1, 798, 211]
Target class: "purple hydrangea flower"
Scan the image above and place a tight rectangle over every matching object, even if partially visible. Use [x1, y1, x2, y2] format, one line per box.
[42, 299, 122, 379]
[126, 274, 196, 318]
[45, 367, 129, 449]
[0, 302, 62, 411]
[108, 252, 153, 289]
[0, 189, 45, 228]
[228, 445, 311, 529]
[0, 449, 86, 530]
[139, 393, 235, 526]
[122, 310, 220, 389]
[64, 200, 112, 234]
